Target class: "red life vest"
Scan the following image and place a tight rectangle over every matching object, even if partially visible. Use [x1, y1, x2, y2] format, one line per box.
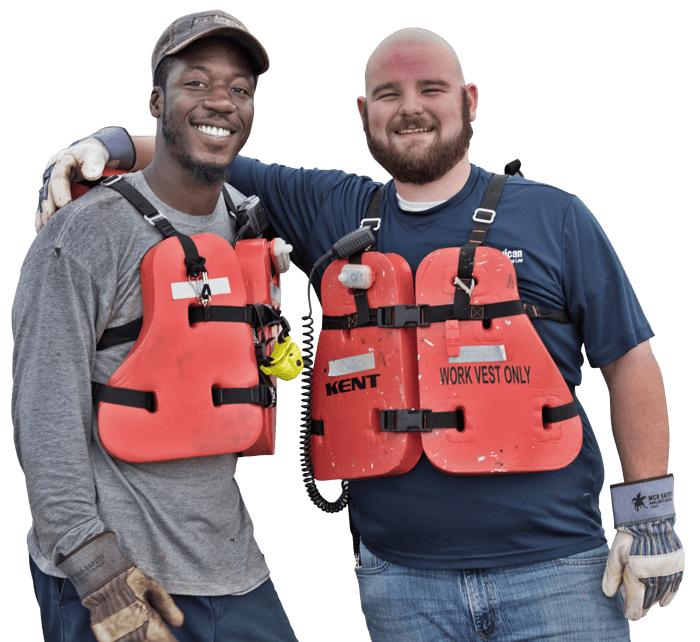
[83, 174, 282, 462]
[309, 175, 581, 480]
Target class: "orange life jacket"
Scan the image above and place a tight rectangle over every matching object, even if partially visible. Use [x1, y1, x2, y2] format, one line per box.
[86, 174, 284, 462]
[309, 174, 581, 480]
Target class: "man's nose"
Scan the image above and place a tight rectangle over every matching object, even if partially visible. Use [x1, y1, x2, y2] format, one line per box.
[203, 87, 236, 113]
[399, 91, 424, 116]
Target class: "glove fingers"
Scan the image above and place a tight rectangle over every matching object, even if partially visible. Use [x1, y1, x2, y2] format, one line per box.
[145, 583, 184, 628]
[43, 147, 68, 173]
[601, 559, 623, 598]
[91, 609, 179, 642]
[35, 207, 50, 233]
[660, 589, 678, 608]
[81, 141, 109, 181]
[140, 613, 181, 642]
[49, 154, 78, 209]
[127, 569, 184, 629]
[91, 600, 152, 642]
[621, 566, 647, 621]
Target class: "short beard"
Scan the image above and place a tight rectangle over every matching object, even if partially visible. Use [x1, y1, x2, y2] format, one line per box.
[362, 87, 473, 185]
[162, 109, 231, 186]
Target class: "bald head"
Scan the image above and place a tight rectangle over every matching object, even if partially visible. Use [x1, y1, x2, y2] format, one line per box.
[365, 28, 464, 93]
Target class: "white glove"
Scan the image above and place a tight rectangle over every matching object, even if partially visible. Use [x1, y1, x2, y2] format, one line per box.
[602, 474, 684, 620]
[35, 138, 110, 232]
[271, 238, 293, 273]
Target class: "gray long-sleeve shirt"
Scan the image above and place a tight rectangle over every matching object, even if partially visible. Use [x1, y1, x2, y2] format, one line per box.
[12, 171, 269, 595]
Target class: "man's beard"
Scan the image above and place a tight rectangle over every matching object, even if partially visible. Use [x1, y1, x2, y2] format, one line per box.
[162, 108, 231, 186]
[362, 88, 472, 185]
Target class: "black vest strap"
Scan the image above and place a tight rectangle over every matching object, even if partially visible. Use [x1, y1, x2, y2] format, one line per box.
[454, 173, 508, 316]
[93, 373, 276, 413]
[96, 318, 144, 351]
[97, 304, 284, 352]
[92, 381, 156, 413]
[100, 175, 206, 277]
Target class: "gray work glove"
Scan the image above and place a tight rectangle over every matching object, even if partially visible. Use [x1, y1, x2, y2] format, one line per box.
[58, 531, 184, 641]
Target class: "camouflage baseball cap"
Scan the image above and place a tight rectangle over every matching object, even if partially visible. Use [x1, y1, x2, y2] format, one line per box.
[151, 10, 269, 79]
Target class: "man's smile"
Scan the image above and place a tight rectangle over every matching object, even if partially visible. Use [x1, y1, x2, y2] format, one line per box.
[396, 127, 434, 135]
[192, 123, 234, 138]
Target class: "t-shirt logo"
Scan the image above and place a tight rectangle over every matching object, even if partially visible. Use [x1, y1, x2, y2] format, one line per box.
[502, 248, 524, 264]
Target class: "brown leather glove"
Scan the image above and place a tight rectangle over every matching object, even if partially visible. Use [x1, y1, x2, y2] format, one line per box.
[58, 531, 184, 641]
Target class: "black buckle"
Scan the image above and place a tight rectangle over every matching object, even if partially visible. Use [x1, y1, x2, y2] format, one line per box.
[260, 385, 277, 409]
[380, 409, 432, 433]
[377, 305, 429, 328]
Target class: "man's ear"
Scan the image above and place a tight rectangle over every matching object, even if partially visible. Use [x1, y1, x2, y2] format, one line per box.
[464, 84, 478, 122]
[357, 96, 366, 119]
[150, 87, 164, 119]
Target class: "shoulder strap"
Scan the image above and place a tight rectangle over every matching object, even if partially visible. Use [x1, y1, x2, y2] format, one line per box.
[454, 173, 508, 317]
[364, 185, 383, 221]
[99, 175, 206, 278]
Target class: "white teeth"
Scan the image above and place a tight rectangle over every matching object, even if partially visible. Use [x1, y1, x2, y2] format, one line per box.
[397, 128, 432, 134]
[195, 124, 232, 138]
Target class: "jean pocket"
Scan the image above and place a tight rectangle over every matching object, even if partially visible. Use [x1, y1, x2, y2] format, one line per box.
[355, 540, 390, 575]
[554, 543, 610, 566]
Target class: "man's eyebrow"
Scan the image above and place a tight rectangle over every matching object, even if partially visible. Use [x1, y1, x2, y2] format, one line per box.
[371, 82, 401, 98]
[370, 79, 451, 98]
[417, 79, 450, 88]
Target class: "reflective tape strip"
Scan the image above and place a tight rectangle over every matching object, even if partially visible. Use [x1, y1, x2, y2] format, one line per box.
[448, 345, 507, 363]
[328, 353, 376, 377]
[270, 282, 281, 306]
[171, 277, 231, 300]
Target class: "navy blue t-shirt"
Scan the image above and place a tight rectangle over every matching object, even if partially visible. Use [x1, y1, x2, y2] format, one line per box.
[229, 157, 653, 569]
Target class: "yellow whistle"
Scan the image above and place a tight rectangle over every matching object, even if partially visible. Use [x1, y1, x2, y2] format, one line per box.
[260, 335, 303, 380]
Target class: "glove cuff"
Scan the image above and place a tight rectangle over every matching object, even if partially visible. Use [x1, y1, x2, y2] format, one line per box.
[91, 126, 136, 170]
[57, 531, 134, 599]
[611, 473, 675, 527]
[69, 127, 136, 171]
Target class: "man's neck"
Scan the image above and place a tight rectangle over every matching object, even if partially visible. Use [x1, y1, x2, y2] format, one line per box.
[141, 152, 225, 217]
[394, 154, 472, 203]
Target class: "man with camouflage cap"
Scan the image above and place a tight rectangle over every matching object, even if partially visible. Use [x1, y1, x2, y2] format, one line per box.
[13, 11, 298, 642]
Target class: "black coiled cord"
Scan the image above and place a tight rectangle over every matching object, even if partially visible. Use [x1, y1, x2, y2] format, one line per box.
[299, 265, 349, 513]
[298, 229, 376, 512]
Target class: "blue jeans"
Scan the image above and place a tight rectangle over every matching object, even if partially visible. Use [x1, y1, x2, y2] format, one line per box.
[355, 541, 630, 642]
[29, 556, 298, 642]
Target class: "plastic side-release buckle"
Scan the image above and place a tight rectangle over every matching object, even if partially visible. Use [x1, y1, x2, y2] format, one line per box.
[377, 304, 429, 328]
[380, 409, 432, 433]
